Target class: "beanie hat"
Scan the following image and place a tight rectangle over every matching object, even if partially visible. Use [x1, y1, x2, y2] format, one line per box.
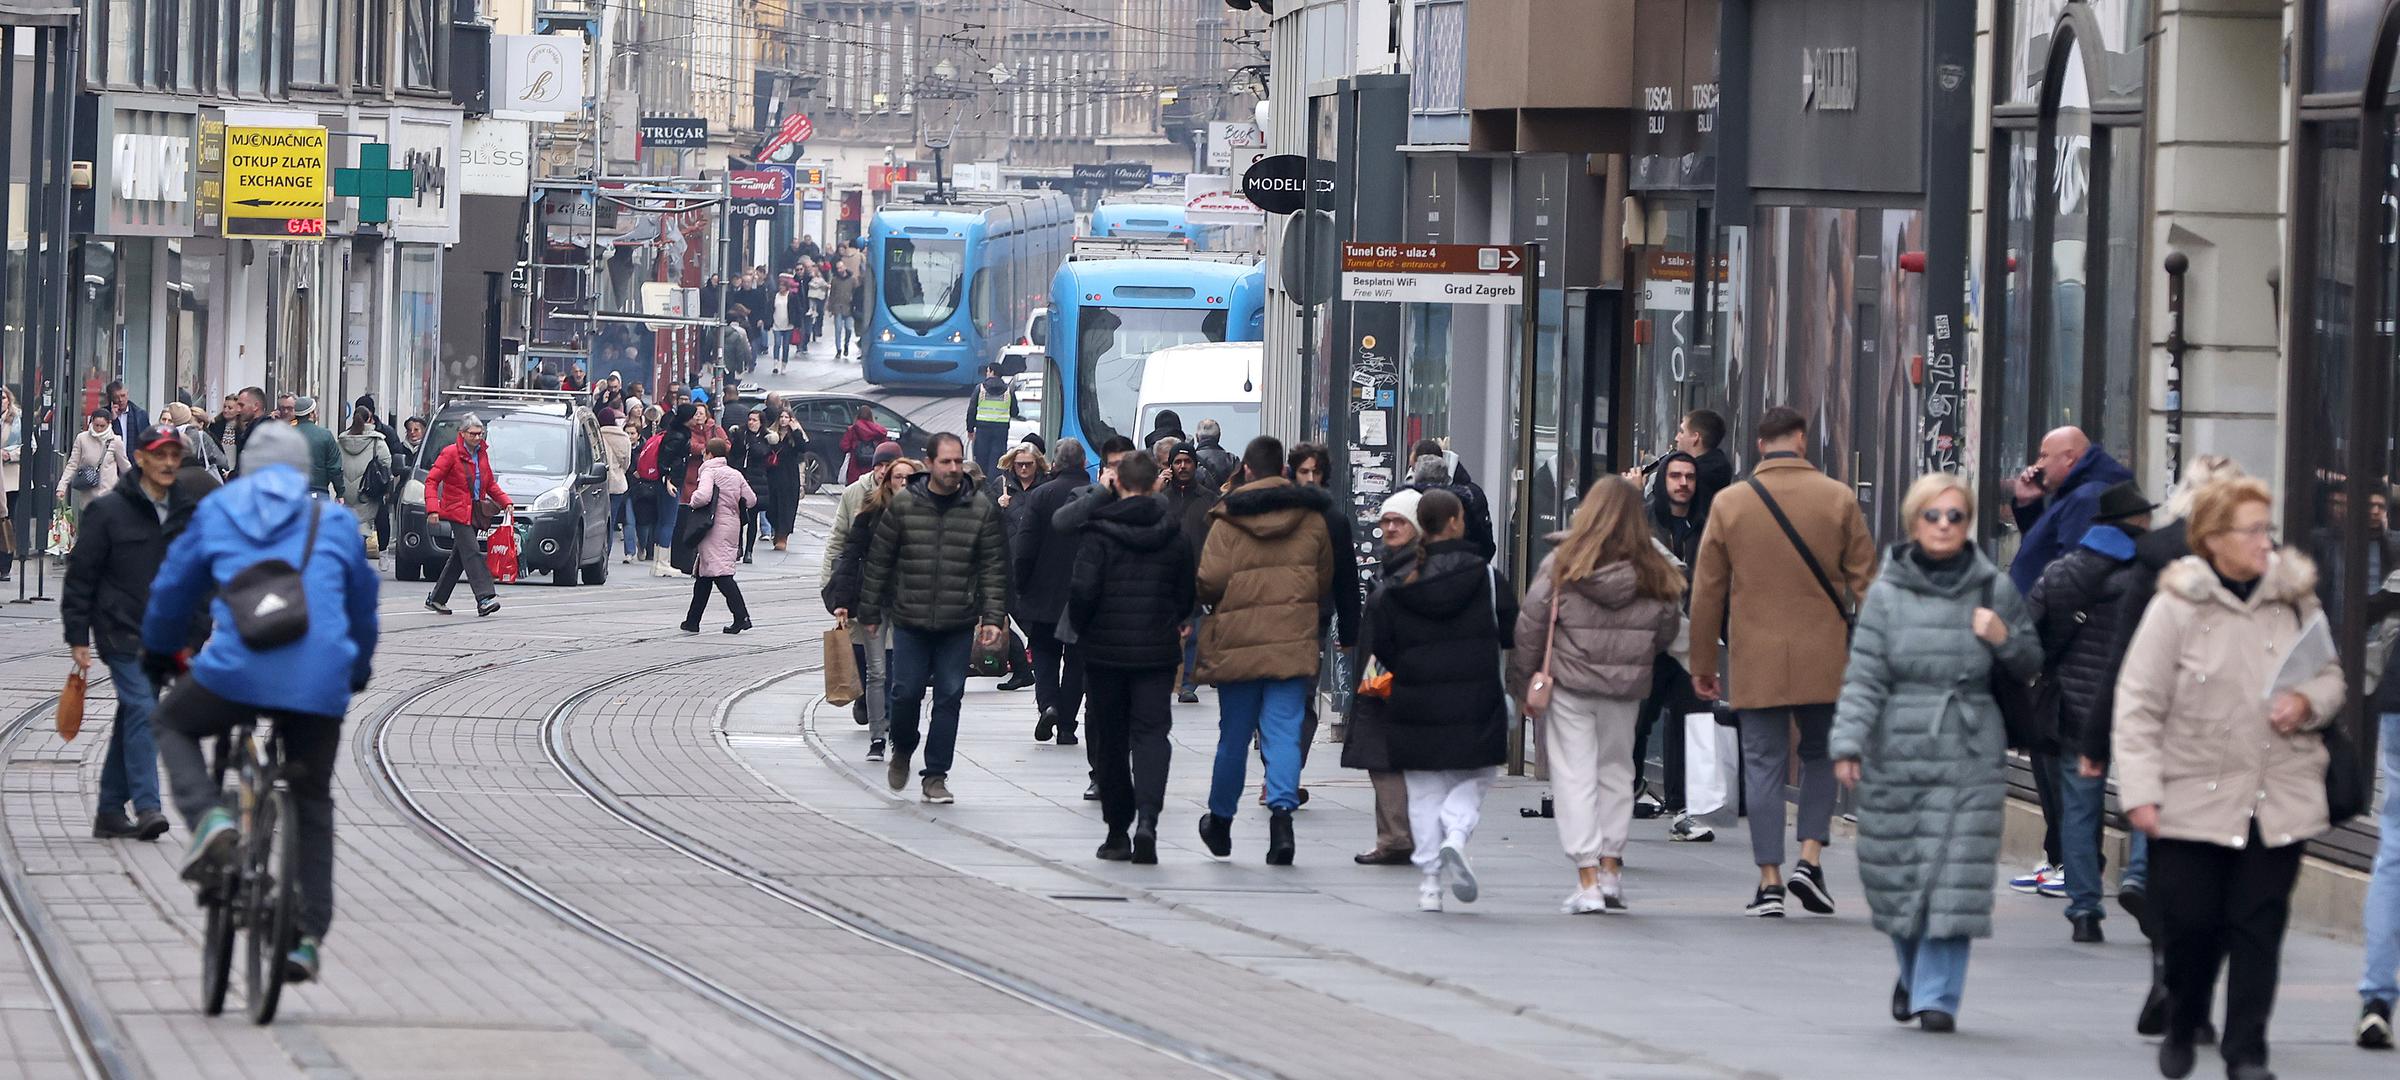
[241, 418, 312, 475]
[1378, 490, 1423, 533]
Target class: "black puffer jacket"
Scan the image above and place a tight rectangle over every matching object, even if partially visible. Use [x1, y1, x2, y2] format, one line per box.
[1368, 539, 1516, 771]
[858, 476, 1008, 631]
[2082, 520, 2188, 763]
[1068, 493, 1195, 670]
[62, 470, 216, 654]
[820, 506, 882, 614]
[1400, 480, 1497, 561]
[2027, 524, 2141, 747]
[1011, 470, 1092, 625]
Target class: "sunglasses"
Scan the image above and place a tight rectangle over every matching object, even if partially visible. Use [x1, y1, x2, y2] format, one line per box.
[1919, 508, 1969, 526]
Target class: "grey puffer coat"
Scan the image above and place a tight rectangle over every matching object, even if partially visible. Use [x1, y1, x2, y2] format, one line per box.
[1506, 553, 1681, 701]
[1830, 545, 2040, 941]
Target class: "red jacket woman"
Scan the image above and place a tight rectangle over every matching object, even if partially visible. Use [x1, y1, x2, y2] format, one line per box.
[839, 409, 890, 483]
[425, 427, 512, 526]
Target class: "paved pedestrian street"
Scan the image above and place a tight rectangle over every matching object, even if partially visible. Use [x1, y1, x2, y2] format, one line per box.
[0, 505, 2378, 1079]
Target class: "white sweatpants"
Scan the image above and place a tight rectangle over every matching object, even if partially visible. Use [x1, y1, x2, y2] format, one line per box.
[1541, 685, 1641, 867]
[1406, 767, 1498, 876]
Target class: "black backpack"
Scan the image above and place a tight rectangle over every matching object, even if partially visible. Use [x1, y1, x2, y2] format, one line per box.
[357, 456, 392, 502]
[223, 502, 323, 649]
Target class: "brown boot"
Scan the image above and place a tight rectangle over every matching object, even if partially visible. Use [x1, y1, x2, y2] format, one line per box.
[773, 537, 788, 551]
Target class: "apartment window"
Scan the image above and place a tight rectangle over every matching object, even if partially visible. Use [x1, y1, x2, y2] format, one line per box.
[176, 0, 199, 91]
[235, 0, 264, 94]
[402, 0, 442, 90]
[355, 0, 389, 90]
[293, 0, 339, 86]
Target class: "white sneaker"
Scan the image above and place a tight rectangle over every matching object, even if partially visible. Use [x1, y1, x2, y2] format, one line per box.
[1438, 843, 1478, 903]
[1417, 879, 1443, 913]
[1668, 811, 1715, 842]
[2008, 863, 2053, 895]
[1561, 886, 1607, 915]
[1597, 868, 1627, 912]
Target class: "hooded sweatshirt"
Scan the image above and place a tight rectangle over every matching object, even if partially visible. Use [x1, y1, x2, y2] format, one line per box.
[141, 466, 380, 718]
[1069, 492, 1197, 670]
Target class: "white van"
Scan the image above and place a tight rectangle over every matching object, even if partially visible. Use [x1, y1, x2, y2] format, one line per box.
[1134, 341, 1264, 450]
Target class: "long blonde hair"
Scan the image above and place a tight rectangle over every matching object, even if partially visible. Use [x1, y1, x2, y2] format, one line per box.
[862, 457, 922, 517]
[1550, 476, 1683, 602]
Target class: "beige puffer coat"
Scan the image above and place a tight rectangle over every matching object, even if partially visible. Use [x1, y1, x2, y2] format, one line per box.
[2112, 553, 2346, 851]
[1195, 477, 1334, 684]
[1507, 554, 1681, 700]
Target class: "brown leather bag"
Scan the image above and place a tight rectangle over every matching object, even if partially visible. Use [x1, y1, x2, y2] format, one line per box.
[57, 667, 85, 741]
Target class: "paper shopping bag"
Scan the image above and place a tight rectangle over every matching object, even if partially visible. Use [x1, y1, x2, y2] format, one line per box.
[1683, 712, 1727, 816]
[57, 667, 86, 741]
[822, 625, 863, 706]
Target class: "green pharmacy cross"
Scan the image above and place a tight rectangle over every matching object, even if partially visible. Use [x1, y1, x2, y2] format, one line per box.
[333, 143, 415, 224]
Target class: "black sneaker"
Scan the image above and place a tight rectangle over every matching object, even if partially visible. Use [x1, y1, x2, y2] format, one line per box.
[1787, 861, 1835, 914]
[133, 810, 171, 842]
[92, 812, 140, 839]
[2361, 998, 2395, 1049]
[1177, 689, 1200, 704]
[1745, 883, 1786, 918]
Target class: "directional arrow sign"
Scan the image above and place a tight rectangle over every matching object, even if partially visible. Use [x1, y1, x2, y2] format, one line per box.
[1337, 243, 1528, 305]
[222, 125, 328, 239]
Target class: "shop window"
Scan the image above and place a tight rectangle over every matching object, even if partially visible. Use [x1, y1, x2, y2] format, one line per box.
[1405, 303, 1451, 449]
[403, 0, 442, 90]
[398, 248, 443, 421]
[167, 242, 216, 407]
[293, 0, 340, 86]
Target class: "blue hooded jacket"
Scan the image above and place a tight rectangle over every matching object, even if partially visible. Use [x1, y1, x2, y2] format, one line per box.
[142, 466, 380, 718]
[2007, 445, 2133, 596]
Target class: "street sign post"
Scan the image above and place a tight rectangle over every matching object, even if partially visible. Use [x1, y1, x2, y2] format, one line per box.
[221, 125, 328, 239]
[1338, 243, 1527, 304]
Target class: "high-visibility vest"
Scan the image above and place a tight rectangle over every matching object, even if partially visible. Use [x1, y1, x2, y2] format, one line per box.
[974, 389, 1011, 424]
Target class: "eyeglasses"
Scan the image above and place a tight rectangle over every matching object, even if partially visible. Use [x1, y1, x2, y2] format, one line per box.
[1919, 508, 1969, 526]
[2227, 523, 2277, 541]
[462, 429, 485, 438]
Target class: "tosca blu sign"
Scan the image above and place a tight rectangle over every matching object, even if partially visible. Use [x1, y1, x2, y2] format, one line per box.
[1338, 243, 1526, 304]
[222, 126, 329, 239]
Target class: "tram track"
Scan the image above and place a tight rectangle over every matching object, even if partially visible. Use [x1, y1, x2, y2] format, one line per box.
[0, 687, 146, 1080]
[362, 637, 1285, 1080]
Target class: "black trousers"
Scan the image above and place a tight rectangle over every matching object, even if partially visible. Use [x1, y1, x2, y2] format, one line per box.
[685, 575, 751, 627]
[767, 469, 802, 538]
[1023, 619, 1084, 731]
[629, 479, 662, 559]
[1633, 658, 1694, 811]
[1085, 666, 1174, 829]
[152, 679, 342, 939]
[2152, 829, 2304, 1067]
[2030, 749, 2064, 866]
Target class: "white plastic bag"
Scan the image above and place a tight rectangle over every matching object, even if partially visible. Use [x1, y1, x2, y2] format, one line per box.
[1684, 712, 1727, 816]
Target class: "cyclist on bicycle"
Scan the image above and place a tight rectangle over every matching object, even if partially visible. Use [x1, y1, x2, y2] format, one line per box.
[140, 420, 379, 984]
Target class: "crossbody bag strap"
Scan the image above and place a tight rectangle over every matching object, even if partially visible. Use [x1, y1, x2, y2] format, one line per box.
[1746, 477, 1851, 628]
[298, 500, 323, 571]
[1537, 572, 1561, 675]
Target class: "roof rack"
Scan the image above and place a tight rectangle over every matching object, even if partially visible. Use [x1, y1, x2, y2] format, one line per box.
[445, 385, 589, 406]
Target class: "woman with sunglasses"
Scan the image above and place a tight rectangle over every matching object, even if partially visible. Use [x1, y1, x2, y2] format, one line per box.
[2113, 477, 2342, 1080]
[1829, 472, 2038, 1034]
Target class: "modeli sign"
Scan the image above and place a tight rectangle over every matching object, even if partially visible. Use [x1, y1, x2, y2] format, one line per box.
[1241, 154, 1338, 215]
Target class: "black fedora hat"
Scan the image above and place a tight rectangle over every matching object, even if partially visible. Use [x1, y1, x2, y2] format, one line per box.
[2093, 479, 2157, 523]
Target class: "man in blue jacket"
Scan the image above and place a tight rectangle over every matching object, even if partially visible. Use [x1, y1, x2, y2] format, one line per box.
[2007, 426, 2134, 596]
[2002, 424, 2132, 901]
[140, 421, 379, 986]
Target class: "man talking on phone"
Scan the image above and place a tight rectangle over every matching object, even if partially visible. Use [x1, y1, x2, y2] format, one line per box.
[859, 432, 1010, 805]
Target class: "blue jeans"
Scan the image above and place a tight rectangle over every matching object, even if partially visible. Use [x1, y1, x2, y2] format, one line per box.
[655, 483, 681, 550]
[2055, 758, 2109, 920]
[1208, 677, 1308, 817]
[97, 652, 161, 814]
[1179, 614, 1205, 694]
[1892, 934, 1973, 1016]
[612, 492, 636, 555]
[2361, 713, 2400, 1005]
[888, 624, 973, 777]
[2124, 831, 2149, 893]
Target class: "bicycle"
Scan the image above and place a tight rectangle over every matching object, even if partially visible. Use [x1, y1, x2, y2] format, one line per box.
[194, 713, 301, 1025]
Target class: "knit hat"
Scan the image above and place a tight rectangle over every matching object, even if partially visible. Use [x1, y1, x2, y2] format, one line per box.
[1378, 490, 1423, 532]
[241, 419, 312, 474]
[873, 441, 904, 466]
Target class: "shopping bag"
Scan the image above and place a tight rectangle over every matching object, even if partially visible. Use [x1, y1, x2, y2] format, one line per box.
[823, 623, 863, 706]
[46, 506, 73, 557]
[56, 667, 85, 741]
[485, 512, 521, 583]
[1683, 712, 1727, 816]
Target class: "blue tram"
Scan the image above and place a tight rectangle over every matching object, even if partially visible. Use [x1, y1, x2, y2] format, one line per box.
[863, 188, 1074, 389]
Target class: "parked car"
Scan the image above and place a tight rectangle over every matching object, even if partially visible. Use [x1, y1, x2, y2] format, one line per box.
[753, 392, 935, 494]
[394, 392, 613, 586]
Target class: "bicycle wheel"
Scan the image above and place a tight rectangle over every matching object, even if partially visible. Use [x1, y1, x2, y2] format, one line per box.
[242, 787, 297, 1024]
[199, 891, 234, 1015]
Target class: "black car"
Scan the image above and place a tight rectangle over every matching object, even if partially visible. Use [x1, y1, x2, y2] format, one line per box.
[735, 392, 933, 494]
[393, 396, 614, 586]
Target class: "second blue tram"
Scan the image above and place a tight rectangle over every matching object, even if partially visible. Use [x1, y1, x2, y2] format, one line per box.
[1040, 252, 1266, 456]
[864, 188, 1074, 389]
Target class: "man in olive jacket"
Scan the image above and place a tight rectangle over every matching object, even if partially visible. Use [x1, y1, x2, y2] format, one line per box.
[860, 433, 1009, 805]
[1687, 405, 1877, 918]
[1193, 435, 1335, 866]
